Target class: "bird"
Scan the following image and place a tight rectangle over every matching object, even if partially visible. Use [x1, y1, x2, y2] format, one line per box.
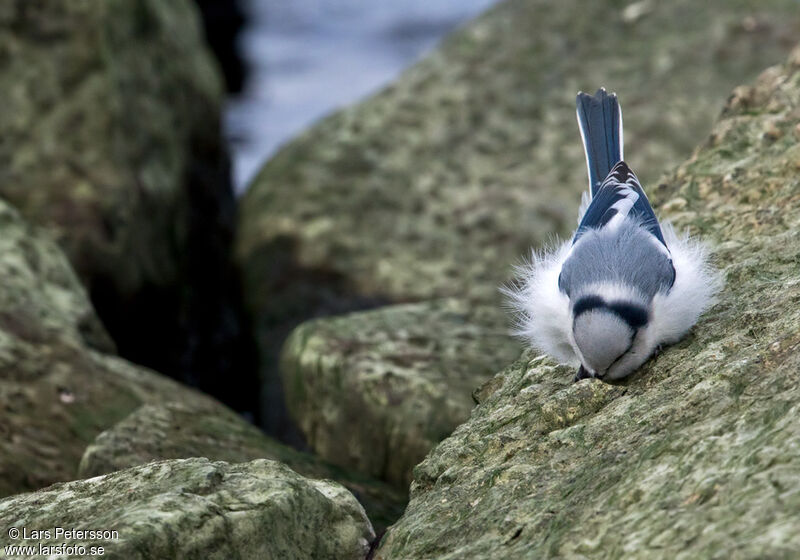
[503, 88, 721, 382]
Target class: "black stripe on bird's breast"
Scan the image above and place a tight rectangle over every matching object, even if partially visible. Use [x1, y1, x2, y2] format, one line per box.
[572, 295, 649, 330]
[607, 301, 649, 329]
[572, 295, 605, 318]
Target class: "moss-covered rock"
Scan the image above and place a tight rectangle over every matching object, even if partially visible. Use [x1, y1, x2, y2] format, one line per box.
[237, 0, 799, 304]
[0, 190, 399, 530]
[235, 0, 800, 435]
[376, 45, 800, 559]
[0, 197, 220, 498]
[0, 200, 112, 354]
[0, 458, 374, 560]
[0, 341, 215, 500]
[281, 299, 521, 488]
[0, 0, 256, 411]
[78, 401, 406, 531]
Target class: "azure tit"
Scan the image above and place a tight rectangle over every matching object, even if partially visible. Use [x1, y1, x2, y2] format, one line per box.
[504, 89, 721, 381]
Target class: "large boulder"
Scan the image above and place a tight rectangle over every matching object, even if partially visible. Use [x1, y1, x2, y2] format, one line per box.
[0, 191, 400, 529]
[78, 400, 407, 531]
[281, 299, 521, 487]
[0, 342, 215, 498]
[376, 46, 800, 558]
[235, 0, 800, 434]
[0, 197, 215, 497]
[0, 458, 374, 560]
[0, 0, 256, 412]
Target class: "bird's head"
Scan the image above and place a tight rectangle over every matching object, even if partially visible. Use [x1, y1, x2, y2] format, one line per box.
[570, 294, 654, 380]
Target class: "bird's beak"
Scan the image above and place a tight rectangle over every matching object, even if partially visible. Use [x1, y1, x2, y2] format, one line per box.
[573, 365, 592, 382]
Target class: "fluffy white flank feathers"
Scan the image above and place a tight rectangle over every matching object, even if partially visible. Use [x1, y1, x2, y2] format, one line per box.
[501, 240, 578, 366]
[650, 223, 723, 346]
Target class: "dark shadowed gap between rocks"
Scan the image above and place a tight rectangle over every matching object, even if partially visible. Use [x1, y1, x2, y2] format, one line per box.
[193, 0, 248, 93]
[79, 5, 390, 447]
[88, 133, 261, 422]
[242, 235, 394, 447]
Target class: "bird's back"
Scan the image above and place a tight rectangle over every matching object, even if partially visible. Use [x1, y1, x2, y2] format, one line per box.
[558, 218, 675, 301]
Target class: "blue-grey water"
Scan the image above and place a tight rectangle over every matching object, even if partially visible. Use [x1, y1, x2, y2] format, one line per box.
[225, 0, 499, 192]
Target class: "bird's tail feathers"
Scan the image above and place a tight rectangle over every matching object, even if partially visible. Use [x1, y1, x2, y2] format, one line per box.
[576, 88, 623, 196]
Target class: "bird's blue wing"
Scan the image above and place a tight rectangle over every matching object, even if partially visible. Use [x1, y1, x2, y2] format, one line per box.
[573, 161, 668, 247]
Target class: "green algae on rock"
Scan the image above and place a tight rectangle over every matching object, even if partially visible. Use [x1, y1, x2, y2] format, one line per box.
[375, 45, 800, 559]
[0, 197, 222, 498]
[78, 400, 407, 532]
[237, 0, 800, 307]
[0, 176, 397, 532]
[281, 299, 521, 488]
[0, 343, 215, 500]
[0, 458, 374, 560]
[0, 0, 256, 410]
[0, 201, 113, 354]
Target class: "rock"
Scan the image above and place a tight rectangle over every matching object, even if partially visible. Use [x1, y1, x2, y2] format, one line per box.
[235, 0, 800, 434]
[281, 299, 521, 487]
[0, 186, 398, 530]
[0, 458, 374, 560]
[78, 401, 407, 531]
[236, 0, 800, 302]
[0, 197, 217, 498]
[0, 200, 112, 354]
[375, 45, 800, 558]
[0, 342, 214, 499]
[0, 0, 257, 413]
